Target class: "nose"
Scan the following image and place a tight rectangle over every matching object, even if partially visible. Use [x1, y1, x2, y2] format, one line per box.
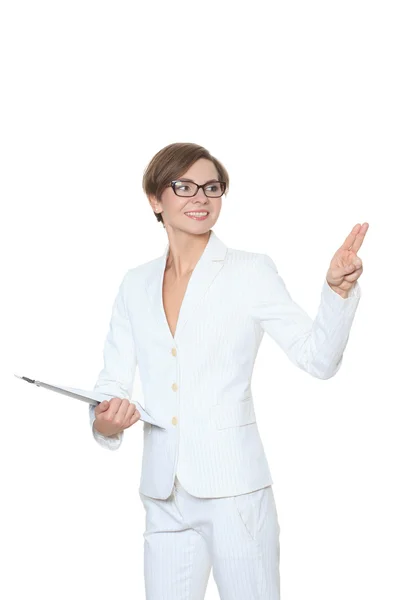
[193, 188, 209, 201]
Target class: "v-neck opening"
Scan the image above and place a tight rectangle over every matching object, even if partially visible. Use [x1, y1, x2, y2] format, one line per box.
[161, 259, 193, 343]
[158, 229, 215, 342]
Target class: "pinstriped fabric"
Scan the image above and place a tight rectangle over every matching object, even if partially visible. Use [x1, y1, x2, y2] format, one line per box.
[88, 229, 361, 501]
[87, 268, 137, 450]
[139, 476, 280, 599]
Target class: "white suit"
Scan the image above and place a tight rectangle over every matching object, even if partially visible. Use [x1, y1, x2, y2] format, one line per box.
[89, 229, 361, 500]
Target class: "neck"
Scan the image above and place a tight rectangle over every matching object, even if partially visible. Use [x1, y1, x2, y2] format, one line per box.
[165, 229, 211, 278]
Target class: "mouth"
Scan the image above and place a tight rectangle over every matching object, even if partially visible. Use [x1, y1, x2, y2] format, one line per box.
[184, 211, 210, 221]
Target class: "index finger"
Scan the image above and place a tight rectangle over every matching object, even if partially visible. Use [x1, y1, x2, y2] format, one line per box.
[105, 397, 127, 420]
[340, 222, 369, 252]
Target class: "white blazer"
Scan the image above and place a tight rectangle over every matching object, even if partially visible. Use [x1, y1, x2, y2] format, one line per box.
[89, 229, 361, 499]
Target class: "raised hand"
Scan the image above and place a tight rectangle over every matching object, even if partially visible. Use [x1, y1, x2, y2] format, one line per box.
[326, 222, 369, 298]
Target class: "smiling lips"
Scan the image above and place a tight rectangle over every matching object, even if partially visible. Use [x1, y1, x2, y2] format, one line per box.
[185, 211, 209, 220]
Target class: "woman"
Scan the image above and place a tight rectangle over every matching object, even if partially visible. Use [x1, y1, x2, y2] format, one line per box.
[89, 142, 368, 599]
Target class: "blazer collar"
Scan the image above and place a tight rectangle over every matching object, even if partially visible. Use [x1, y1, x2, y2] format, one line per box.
[145, 229, 228, 344]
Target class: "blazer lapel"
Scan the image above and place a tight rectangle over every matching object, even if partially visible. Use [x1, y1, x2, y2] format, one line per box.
[145, 229, 228, 344]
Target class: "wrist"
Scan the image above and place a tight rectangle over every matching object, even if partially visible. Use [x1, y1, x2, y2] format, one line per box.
[93, 420, 120, 438]
[327, 281, 349, 299]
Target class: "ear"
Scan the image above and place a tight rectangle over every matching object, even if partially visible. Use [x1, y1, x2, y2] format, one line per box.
[148, 194, 161, 213]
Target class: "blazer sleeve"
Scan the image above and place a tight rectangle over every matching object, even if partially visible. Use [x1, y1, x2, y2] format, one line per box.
[88, 270, 137, 450]
[250, 254, 362, 379]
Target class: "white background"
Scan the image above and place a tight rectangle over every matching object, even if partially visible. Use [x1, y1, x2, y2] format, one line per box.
[2, 1, 399, 598]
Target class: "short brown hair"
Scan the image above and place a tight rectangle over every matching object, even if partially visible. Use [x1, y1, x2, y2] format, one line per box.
[142, 142, 230, 227]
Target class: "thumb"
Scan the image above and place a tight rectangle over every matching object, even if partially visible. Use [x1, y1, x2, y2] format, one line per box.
[96, 400, 109, 413]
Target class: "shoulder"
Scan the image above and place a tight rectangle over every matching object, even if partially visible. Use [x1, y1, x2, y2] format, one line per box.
[109, 258, 158, 305]
[123, 255, 161, 282]
[226, 246, 278, 274]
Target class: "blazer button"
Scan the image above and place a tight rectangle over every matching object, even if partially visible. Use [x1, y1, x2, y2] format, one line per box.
[172, 383, 178, 391]
[171, 416, 178, 425]
[171, 348, 177, 356]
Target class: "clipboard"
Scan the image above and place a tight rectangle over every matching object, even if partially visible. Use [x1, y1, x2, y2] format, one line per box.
[14, 374, 166, 429]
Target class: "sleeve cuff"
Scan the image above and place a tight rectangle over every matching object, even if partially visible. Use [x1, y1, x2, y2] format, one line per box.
[89, 404, 123, 451]
[323, 278, 361, 306]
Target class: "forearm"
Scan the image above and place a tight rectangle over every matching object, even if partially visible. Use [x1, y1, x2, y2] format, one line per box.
[296, 279, 361, 378]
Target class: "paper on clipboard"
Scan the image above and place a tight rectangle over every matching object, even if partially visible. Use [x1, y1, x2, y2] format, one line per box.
[14, 374, 166, 429]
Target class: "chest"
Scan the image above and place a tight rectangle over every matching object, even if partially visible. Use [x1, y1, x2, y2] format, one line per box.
[162, 271, 192, 339]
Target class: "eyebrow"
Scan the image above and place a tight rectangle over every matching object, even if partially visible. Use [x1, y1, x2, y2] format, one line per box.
[177, 178, 219, 184]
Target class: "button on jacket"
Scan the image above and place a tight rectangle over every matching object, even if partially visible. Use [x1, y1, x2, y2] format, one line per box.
[89, 229, 361, 499]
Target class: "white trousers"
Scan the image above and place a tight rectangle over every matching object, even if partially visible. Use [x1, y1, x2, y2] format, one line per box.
[139, 475, 281, 599]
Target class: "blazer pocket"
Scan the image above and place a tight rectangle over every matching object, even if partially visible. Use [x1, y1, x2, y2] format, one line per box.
[212, 397, 256, 430]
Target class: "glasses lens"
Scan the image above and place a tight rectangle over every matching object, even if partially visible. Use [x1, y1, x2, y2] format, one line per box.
[174, 181, 198, 196]
[204, 182, 224, 197]
[174, 181, 225, 197]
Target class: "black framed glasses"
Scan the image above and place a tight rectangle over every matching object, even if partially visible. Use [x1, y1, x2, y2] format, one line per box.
[169, 179, 226, 198]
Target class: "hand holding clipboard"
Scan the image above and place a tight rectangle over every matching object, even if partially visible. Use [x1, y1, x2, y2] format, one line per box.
[14, 374, 166, 431]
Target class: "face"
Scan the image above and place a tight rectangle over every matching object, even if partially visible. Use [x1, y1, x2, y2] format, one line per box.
[149, 158, 223, 234]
